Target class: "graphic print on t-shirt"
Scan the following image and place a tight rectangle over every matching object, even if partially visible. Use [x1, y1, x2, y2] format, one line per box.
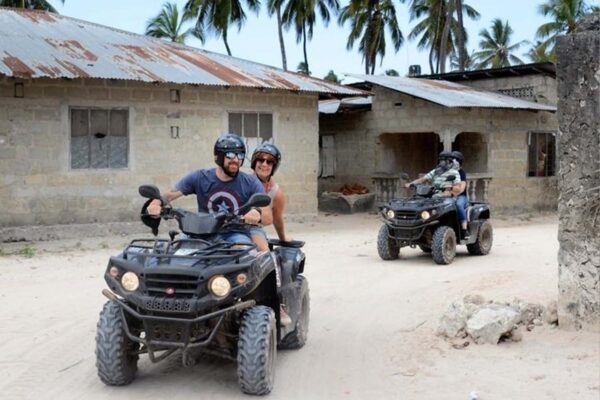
[206, 188, 242, 214]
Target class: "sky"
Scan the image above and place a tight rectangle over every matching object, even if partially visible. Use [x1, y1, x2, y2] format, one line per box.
[50, 0, 599, 80]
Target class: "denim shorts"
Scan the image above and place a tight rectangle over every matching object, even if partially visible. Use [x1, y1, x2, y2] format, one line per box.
[219, 226, 267, 244]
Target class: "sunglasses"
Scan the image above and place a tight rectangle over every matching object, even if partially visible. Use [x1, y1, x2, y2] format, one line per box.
[256, 157, 275, 166]
[224, 152, 245, 160]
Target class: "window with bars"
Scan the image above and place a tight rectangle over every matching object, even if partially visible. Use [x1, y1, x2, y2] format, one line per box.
[228, 112, 273, 156]
[498, 86, 534, 100]
[527, 131, 556, 177]
[70, 108, 129, 169]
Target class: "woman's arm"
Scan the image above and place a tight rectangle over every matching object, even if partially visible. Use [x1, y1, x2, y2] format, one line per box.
[272, 190, 290, 241]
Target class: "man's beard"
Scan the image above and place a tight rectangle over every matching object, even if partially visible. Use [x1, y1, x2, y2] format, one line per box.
[223, 163, 239, 177]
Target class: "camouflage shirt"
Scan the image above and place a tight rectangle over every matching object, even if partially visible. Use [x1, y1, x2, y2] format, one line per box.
[424, 167, 460, 197]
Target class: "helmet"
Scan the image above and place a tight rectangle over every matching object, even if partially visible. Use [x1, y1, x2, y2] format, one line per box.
[251, 143, 282, 176]
[214, 133, 246, 168]
[438, 150, 453, 161]
[451, 150, 464, 164]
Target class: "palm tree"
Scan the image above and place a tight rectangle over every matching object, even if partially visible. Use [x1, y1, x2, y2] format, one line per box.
[145, 2, 204, 44]
[323, 69, 340, 82]
[408, 0, 479, 74]
[296, 61, 310, 75]
[0, 0, 64, 12]
[185, 0, 260, 56]
[449, 49, 475, 71]
[473, 19, 526, 69]
[338, 0, 404, 75]
[536, 0, 594, 53]
[385, 69, 399, 76]
[267, 0, 288, 70]
[526, 40, 555, 63]
[283, 0, 339, 76]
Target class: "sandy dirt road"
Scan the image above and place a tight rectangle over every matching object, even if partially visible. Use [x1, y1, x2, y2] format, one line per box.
[0, 213, 598, 400]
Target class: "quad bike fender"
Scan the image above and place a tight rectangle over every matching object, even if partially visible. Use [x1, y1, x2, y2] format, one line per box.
[274, 247, 305, 287]
[469, 203, 491, 221]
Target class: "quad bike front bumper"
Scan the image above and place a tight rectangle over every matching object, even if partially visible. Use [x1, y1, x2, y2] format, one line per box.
[102, 289, 255, 362]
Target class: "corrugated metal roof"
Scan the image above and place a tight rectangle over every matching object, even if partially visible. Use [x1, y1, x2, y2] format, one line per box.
[346, 74, 556, 112]
[0, 8, 364, 97]
[319, 96, 372, 113]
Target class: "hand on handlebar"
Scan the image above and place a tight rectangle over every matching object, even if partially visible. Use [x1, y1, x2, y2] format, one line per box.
[146, 199, 163, 217]
[243, 208, 261, 224]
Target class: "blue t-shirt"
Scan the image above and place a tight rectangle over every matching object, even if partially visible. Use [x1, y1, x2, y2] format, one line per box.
[176, 168, 265, 214]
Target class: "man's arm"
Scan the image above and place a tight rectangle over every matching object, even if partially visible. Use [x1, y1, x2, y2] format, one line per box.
[405, 171, 432, 188]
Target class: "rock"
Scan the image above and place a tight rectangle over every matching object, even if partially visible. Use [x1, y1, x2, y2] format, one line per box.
[542, 300, 559, 325]
[463, 294, 486, 305]
[512, 300, 544, 325]
[526, 324, 534, 332]
[466, 304, 520, 344]
[437, 301, 478, 338]
[510, 328, 523, 342]
[533, 318, 543, 326]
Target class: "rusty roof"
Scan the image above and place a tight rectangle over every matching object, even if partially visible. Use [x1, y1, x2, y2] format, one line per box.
[346, 74, 556, 112]
[0, 8, 364, 97]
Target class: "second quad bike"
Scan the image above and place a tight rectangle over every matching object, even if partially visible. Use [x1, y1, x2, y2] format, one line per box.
[95, 185, 309, 395]
[377, 182, 493, 265]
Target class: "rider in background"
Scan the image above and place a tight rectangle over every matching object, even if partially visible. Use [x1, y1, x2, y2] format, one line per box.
[251, 143, 292, 242]
[404, 151, 460, 197]
[451, 151, 469, 239]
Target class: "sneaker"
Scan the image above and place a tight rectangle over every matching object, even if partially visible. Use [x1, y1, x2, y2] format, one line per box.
[279, 304, 292, 327]
[461, 229, 470, 240]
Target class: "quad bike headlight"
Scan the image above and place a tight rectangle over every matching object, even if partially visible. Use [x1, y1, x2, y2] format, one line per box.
[209, 275, 231, 298]
[420, 210, 431, 220]
[121, 272, 139, 291]
[386, 209, 395, 219]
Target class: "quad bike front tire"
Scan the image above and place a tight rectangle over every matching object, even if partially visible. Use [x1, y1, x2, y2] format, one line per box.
[432, 226, 457, 265]
[237, 305, 277, 395]
[467, 220, 493, 255]
[279, 276, 310, 350]
[95, 300, 139, 386]
[377, 225, 400, 260]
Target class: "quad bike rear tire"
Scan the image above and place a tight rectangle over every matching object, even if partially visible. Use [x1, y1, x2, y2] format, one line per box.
[432, 226, 456, 265]
[467, 220, 493, 255]
[237, 305, 277, 395]
[95, 300, 139, 386]
[279, 276, 310, 350]
[377, 225, 400, 260]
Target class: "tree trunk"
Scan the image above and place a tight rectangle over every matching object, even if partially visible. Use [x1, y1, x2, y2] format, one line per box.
[276, 4, 287, 71]
[302, 22, 308, 74]
[223, 29, 232, 56]
[455, 0, 466, 71]
[430, 0, 443, 74]
[364, 0, 376, 75]
[438, 0, 453, 74]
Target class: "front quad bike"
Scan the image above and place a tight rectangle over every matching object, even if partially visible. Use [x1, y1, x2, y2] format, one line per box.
[95, 185, 309, 395]
[377, 183, 493, 265]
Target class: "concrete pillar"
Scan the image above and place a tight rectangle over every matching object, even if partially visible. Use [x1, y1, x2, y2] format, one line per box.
[556, 15, 600, 331]
[439, 128, 459, 151]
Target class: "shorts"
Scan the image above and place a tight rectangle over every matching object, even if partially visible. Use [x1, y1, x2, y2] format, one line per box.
[218, 226, 267, 244]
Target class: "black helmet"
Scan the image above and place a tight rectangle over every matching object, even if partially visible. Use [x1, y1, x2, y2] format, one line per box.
[251, 143, 282, 176]
[451, 150, 464, 164]
[214, 133, 246, 168]
[438, 150, 453, 161]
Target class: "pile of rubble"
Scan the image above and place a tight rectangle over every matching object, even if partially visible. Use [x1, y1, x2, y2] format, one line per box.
[437, 294, 559, 345]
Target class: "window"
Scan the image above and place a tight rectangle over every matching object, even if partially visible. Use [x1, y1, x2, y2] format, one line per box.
[70, 108, 129, 169]
[527, 131, 556, 177]
[228, 112, 273, 154]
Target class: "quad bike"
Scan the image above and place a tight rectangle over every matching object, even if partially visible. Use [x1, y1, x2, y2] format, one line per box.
[377, 180, 493, 265]
[95, 185, 309, 395]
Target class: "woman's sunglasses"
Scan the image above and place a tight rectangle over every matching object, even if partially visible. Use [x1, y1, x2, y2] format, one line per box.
[224, 152, 245, 160]
[256, 157, 275, 166]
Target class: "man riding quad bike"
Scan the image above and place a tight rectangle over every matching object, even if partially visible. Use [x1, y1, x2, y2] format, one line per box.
[377, 178, 493, 265]
[95, 185, 310, 395]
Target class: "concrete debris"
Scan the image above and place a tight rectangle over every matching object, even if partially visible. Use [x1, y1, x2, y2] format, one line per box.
[438, 295, 552, 345]
[542, 300, 559, 325]
[466, 304, 520, 344]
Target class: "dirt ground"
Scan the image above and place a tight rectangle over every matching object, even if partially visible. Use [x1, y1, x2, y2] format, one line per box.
[0, 212, 598, 400]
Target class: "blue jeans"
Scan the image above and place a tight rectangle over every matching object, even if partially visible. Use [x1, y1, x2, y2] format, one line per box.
[218, 226, 267, 245]
[455, 195, 468, 224]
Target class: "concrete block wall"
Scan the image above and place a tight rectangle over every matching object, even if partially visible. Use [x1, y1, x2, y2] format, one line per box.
[461, 75, 558, 106]
[0, 76, 318, 227]
[319, 84, 558, 214]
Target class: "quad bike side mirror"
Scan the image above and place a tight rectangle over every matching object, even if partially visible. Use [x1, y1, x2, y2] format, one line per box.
[238, 193, 271, 215]
[139, 184, 161, 199]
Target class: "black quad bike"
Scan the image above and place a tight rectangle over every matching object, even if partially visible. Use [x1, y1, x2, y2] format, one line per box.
[95, 185, 309, 395]
[377, 181, 493, 265]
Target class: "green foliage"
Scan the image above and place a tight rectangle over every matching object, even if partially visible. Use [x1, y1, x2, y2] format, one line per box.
[0, 0, 64, 13]
[145, 2, 204, 44]
[296, 61, 311, 75]
[384, 69, 399, 76]
[473, 18, 525, 69]
[19, 245, 36, 258]
[323, 69, 340, 82]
